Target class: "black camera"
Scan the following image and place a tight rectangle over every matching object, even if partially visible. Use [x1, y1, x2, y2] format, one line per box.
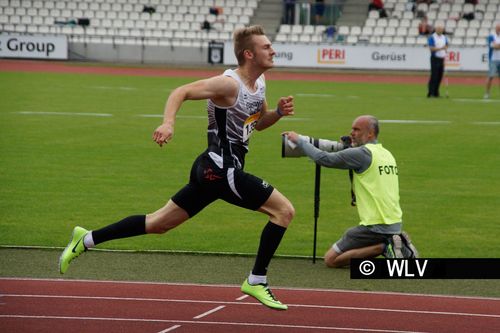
[282, 134, 351, 158]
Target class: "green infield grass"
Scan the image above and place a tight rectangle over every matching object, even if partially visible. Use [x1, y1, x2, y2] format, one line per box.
[1, 69, 499, 261]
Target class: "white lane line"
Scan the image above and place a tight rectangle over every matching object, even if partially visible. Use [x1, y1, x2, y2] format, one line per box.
[280, 117, 311, 121]
[2, 277, 498, 301]
[0, 315, 431, 333]
[137, 114, 311, 121]
[296, 93, 360, 99]
[138, 114, 204, 119]
[4, 294, 499, 318]
[157, 324, 181, 333]
[92, 86, 137, 91]
[193, 305, 225, 319]
[472, 122, 500, 125]
[15, 112, 498, 126]
[15, 111, 113, 117]
[380, 120, 451, 124]
[297, 93, 337, 97]
[453, 98, 500, 103]
[236, 295, 249, 301]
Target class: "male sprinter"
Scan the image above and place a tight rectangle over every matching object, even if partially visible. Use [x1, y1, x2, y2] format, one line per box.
[284, 115, 418, 268]
[59, 25, 295, 310]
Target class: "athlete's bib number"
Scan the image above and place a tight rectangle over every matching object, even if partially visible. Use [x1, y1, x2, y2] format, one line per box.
[243, 112, 261, 142]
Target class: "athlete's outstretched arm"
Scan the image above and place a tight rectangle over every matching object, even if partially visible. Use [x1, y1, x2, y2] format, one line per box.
[255, 96, 294, 131]
[152, 76, 238, 146]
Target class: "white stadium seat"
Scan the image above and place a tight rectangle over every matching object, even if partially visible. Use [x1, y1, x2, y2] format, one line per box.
[350, 26, 361, 36]
[385, 27, 396, 37]
[346, 35, 358, 44]
[393, 36, 405, 45]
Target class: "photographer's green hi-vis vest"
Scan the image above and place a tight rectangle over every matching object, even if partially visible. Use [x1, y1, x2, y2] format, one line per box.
[353, 143, 402, 226]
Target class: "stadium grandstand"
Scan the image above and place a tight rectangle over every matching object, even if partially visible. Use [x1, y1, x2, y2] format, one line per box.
[0, 0, 258, 47]
[0, 0, 499, 47]
[276, 0, 500, 46]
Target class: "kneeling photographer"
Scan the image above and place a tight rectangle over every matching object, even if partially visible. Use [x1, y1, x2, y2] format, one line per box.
[283, 115, 418, 268]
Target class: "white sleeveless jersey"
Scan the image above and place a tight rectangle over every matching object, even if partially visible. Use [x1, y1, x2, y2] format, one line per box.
[206, 69, 266, 169]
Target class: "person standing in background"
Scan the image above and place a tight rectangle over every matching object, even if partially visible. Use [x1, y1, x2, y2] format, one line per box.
[313, 0, 325, 25]
[484, 23, 500, 99]
[427, 23, 448, 98]
[284, 0, 296, 24]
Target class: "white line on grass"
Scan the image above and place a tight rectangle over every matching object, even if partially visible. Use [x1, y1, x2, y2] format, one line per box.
[138, 114, 203, 119]
[472, 122, 500, 125]
[15, 111, 113, 117]
[9, 112, 500, 126]
[18, 112, 493, 125]
[0, 315, 432, 333]
[137, 114, 311, 121]
[92, 86, 137, 91]
[296, 93, 360, 99]
[0, 244, 310, 259]
[380, 120, 451, 124]
[452, 98, 500, 103]
[297, 93, 337, 97]
[4, 294, 499, 318]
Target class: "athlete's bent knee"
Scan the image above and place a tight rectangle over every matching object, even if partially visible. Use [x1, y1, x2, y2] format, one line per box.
[278, 202, 295, 227]
[148, 223, 170, 234]
[145, 218, 171, 234]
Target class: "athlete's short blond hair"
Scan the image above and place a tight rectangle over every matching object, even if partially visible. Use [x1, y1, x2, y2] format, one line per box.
[233, 25, 266, 66]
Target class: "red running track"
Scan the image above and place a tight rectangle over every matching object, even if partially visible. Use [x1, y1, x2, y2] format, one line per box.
[1, 278, 499, 333]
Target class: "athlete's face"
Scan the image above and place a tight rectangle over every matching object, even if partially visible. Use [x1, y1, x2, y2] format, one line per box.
[249, 35, 275, 69]
[496, 24, 500, 34]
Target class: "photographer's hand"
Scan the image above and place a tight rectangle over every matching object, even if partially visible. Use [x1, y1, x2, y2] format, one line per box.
[282, 131, 300, 143]
[340, 135, 352, 149]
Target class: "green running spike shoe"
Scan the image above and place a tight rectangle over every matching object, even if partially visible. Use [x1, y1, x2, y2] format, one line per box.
[59, 226, 88, 274]
[241, 279, 288, 310]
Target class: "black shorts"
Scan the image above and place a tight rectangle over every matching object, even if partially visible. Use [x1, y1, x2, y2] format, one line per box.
[171, 152, 274, 217]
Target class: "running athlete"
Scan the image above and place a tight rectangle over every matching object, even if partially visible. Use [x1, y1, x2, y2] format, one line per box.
[59, 25, 295, 310]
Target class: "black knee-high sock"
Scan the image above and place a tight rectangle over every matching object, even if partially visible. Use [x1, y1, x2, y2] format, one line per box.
[92, 215, 146, 246]
[252, 221, 287, 276]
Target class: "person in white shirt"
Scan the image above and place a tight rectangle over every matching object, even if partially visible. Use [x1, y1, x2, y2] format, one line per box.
[484, 23, 500, 99]
[427, 24, 448, 98]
